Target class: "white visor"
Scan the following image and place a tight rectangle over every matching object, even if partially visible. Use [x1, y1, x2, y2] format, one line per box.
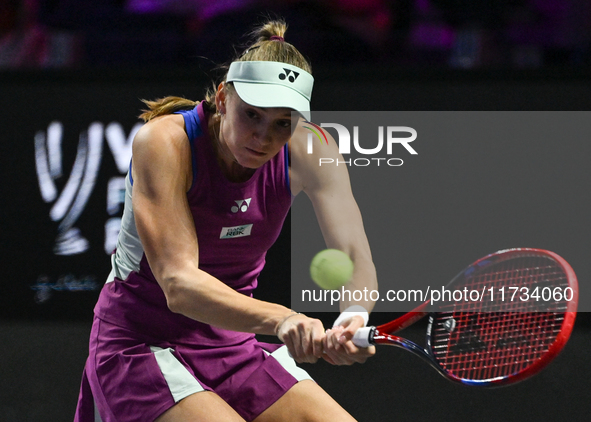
[227, 61, 313, 120]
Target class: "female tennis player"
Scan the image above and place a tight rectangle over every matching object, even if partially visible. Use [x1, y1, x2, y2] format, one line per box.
[74, 20, 377, 422]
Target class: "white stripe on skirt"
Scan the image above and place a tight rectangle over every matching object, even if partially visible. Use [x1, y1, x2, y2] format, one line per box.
[150, 346, 206, 403]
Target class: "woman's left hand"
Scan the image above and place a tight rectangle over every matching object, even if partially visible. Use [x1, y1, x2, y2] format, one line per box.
[322, 315, 376, 365]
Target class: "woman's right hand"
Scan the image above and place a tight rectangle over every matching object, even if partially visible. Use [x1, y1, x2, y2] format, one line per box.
[276, 313, 325, 363]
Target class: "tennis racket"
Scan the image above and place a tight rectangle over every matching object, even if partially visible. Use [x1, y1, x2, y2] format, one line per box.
[352, 248, 578, 386]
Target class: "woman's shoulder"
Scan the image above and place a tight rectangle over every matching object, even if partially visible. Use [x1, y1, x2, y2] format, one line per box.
[131, 114, 193, 171]
[134, 114, 188, 149]
[131, 113, 194, 189]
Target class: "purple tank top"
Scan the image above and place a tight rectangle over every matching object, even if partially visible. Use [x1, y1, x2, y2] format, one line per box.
[94, 102, 292, 345]
[184, 103, 292, 297]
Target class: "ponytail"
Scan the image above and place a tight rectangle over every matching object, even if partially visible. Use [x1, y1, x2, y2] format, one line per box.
[138, 96, 198, 122]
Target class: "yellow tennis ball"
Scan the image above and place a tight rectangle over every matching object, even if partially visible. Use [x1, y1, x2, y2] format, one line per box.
[310, 249, 354, 290]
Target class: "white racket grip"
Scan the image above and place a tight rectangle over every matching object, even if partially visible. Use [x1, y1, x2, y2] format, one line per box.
[352, 326, 374, 348]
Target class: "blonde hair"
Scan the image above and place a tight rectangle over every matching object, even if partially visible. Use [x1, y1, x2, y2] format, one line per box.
[139, 19, 311, 122]
[138, 96, 198, 122]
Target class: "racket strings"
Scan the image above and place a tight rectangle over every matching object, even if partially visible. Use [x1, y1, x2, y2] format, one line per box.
[432, 312, 565, 380]
[440, 260, 570, 314]
[430, 253, 570, 381]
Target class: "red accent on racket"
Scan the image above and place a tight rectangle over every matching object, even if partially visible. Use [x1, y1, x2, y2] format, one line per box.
[353, 248, 578, 386]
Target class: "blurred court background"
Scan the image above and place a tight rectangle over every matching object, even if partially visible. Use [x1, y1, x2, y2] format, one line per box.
[1, 0, 590, 420]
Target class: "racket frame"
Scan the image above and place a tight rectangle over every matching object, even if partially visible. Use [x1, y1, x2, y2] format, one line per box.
[355, 248, 578, 387]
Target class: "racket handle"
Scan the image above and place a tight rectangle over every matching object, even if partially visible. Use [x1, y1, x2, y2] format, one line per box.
[352, 326, 375, 348]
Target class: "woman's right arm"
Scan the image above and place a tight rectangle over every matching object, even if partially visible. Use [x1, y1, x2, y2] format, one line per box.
[130, 115, 324, 362]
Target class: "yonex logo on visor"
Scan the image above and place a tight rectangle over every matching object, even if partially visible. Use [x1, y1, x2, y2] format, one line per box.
[279, 69, 299, 83]
[227, 61, 313, 120]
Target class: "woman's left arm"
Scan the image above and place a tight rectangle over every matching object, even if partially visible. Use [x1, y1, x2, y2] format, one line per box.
[290, 122, 378, 364]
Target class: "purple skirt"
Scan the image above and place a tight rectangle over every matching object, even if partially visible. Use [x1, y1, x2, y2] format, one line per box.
[74, 316, 313, 422]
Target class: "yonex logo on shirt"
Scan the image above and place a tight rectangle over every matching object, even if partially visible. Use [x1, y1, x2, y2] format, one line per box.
[220, 224, 253, 239]
[231, 198, 252, 213]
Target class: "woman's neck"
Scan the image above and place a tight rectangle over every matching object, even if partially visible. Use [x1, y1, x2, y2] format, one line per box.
[208, 114, 255, 183]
